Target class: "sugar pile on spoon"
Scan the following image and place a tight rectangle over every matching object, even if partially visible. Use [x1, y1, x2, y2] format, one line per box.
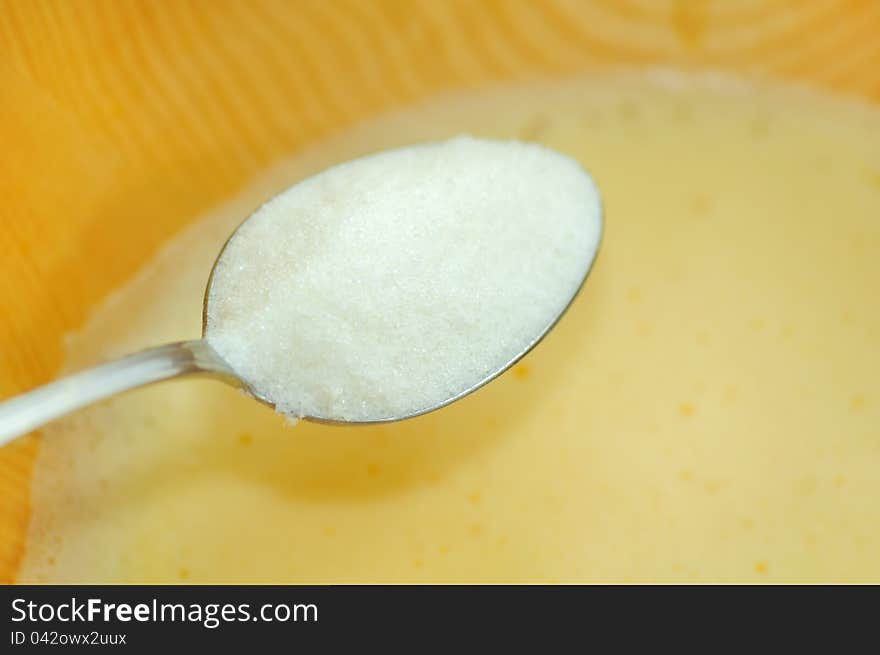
[205, 136, 601, 421]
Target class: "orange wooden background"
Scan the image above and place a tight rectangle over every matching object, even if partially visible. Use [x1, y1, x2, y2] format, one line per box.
[1, 0, 879, 582]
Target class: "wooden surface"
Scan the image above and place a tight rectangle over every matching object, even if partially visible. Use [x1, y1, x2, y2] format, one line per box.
[1, 0, 879, 583]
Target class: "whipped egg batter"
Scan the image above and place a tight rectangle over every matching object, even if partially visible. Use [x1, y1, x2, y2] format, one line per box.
[19, 72, 880, 583]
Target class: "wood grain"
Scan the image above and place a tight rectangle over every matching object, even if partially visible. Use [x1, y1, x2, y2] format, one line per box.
[1, 0, 878, 582]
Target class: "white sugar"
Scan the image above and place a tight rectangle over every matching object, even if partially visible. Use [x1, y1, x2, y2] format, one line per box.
[205, 136, 601, 421]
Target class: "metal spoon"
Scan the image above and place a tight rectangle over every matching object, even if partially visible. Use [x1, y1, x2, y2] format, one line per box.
[0, 198, 602, 447]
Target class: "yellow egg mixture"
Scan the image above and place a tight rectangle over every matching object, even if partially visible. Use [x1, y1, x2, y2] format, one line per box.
[19, 72, 880, 583]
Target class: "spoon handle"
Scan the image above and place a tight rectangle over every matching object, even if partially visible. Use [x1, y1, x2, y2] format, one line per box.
[0, 340, 238, 447]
